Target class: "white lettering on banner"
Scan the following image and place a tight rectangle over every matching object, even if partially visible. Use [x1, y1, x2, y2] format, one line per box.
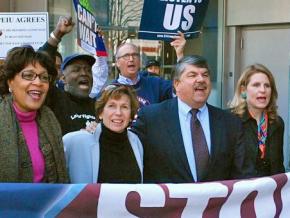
[163, 4, 183, 30]
[137, 96, 150, 106]
[163, 4, 195, 31]
[70, 114, 95, 120]
[136, 184, 166, 207]
[280, 173, 290, 217]
[77, 4, 98, 48]
[78, 22, 97, 47]
[77, 5, 97, 30]
[33, 173, 290, 216]
[220, 178, 277, 217]
[98, 184, 133, 217]
[97, 184, 165, 217]
[167, 183, 228, 217]
[182, 5, 195, 31]
[93, 174, 289, 216]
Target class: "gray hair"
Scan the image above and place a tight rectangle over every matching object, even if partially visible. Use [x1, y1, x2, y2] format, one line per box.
[115, 42, 140, 59]
[174, 55, 210, 80]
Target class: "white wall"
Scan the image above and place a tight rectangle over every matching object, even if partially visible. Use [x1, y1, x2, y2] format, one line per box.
[224, 0, 290, 170]
[226, 0, 290, 26]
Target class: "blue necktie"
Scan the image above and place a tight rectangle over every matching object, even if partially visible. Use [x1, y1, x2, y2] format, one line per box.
[190, 109, 209, 181]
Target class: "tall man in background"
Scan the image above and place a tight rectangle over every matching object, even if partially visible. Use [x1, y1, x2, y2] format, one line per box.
[112, 32, 186, 107]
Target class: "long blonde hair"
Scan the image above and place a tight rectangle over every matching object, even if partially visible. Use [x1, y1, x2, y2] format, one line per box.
[229, 63, 278, 122]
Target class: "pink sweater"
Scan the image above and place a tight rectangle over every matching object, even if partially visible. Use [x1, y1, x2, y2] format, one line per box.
[13, 104, 45, 182]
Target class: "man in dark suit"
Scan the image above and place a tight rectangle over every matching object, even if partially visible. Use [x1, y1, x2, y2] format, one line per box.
[132, 55, 253, 183]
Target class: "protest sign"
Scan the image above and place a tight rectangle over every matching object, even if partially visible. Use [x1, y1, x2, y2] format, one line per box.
[0, 12, 48, 59]
[0, 173, 289, 217]
[72, 0, 107, 56]
[138, 0, 209, 41]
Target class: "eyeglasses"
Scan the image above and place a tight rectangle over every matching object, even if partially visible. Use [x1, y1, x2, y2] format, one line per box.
[117, 53, 140, 60]
[21, 71, 51, 83]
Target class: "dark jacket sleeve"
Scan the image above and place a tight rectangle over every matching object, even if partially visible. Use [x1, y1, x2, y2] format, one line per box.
[271, 116, 285, 174]
[231, 115, 256, 179]
[40, 106, 69, 183]
[158, 77, 173, 102]
[131, 107, 148, 147]
[38, 41, 57, 59]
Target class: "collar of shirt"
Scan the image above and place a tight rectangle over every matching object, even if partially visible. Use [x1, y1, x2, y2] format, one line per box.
[177, 97, 211, 181]
[177, 98, 208, 122]
[196, 103, 208, 122]
[117, 73, 140, 85]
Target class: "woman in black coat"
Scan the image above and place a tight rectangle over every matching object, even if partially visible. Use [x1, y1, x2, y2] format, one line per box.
[229, 63, 284, 177]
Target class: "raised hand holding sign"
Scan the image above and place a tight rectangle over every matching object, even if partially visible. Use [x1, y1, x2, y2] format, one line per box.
[138, 0, 209, 41]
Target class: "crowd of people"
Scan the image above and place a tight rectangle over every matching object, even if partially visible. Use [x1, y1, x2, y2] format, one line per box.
[0, 15, 285, 184]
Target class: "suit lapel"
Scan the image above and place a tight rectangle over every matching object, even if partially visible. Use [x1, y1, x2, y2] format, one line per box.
[267, 119, 279, 138]
[162, 98, 193, 178]
[207, 104, 223, 163]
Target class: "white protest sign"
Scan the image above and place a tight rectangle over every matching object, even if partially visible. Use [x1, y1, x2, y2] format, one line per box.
[0, 12, 48, 59]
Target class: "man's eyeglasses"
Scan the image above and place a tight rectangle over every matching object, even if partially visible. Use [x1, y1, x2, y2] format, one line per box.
[117, 53, 140, 60]
[21, 71, 51, 83]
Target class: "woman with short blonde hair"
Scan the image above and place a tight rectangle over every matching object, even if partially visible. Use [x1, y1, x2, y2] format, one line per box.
[63, 84, 143, 183]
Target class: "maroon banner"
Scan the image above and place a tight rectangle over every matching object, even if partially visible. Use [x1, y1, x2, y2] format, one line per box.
[0, 173, 289, 217]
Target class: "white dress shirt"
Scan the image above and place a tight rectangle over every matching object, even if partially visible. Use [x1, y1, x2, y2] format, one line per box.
[177, 98, 211, 181]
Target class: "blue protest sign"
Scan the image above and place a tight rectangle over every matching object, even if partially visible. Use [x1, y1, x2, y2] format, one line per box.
[138, 0, 209, 41]
[72, 0, 107, 56]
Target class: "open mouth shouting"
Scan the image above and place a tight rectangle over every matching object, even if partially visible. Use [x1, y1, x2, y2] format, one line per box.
[28, 90, 45, 101]
[256, 96, 268, 103]
[78, 76, 91, 90]
[127, 63, 137, 71]
[194, 84, 207, 93]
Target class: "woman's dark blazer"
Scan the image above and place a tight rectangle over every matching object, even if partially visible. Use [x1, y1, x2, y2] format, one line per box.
[240, 111, 285, 177]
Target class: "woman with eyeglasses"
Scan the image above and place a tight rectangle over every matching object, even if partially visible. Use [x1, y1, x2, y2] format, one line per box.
[0, 46, 68, 183]
[63, 85, 143, 183]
